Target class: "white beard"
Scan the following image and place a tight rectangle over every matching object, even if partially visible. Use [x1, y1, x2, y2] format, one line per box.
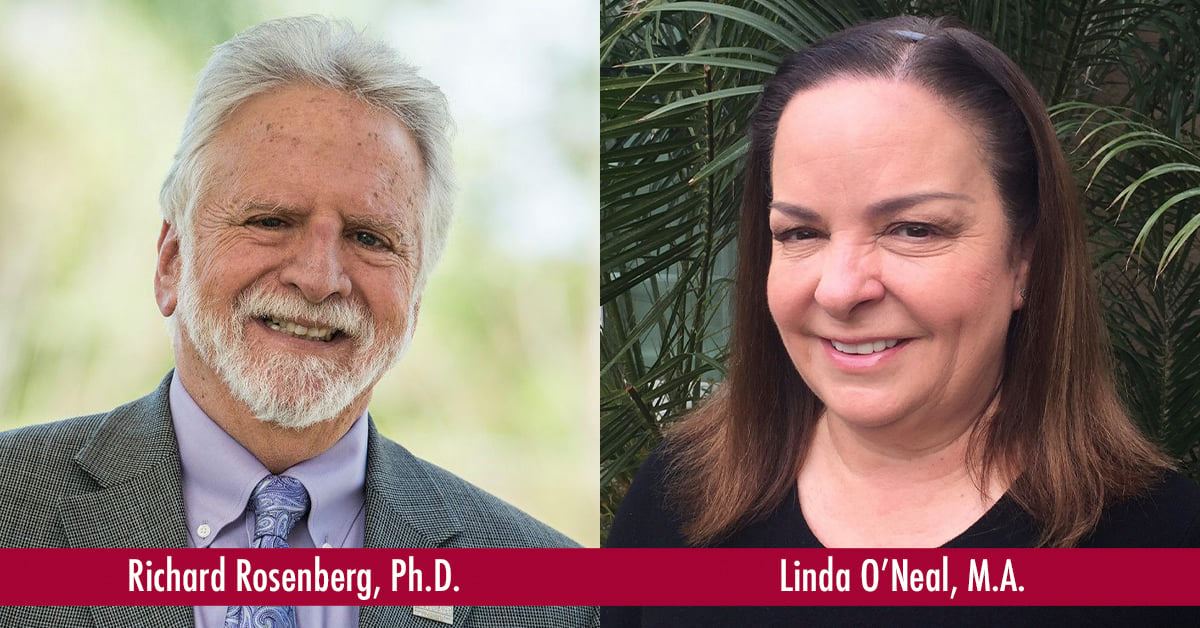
[173, 249, 414, 429]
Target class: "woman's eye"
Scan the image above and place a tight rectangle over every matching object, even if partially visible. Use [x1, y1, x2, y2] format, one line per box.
[776, 228, 820, 242]
[892, 223, 935, 238]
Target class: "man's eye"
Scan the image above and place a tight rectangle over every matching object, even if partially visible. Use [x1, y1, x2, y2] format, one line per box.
[355, 231, 385, 248]
[252, 216, 286, 229]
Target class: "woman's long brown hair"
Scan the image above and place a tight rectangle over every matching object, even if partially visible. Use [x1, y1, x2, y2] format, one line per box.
[663, 15, 1172, 548]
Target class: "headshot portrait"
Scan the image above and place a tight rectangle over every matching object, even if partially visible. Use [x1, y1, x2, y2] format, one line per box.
[601, 4, 1200, 626]
[0, 2, 596, 627]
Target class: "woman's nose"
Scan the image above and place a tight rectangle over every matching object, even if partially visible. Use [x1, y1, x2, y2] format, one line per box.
[812, 240, 885, 319]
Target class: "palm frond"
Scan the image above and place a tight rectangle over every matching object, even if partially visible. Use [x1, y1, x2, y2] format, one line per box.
[1053, 101, 1200, 465]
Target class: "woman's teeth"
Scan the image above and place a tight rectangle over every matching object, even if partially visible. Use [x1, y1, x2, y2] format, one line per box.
[830, 339, 900, 355]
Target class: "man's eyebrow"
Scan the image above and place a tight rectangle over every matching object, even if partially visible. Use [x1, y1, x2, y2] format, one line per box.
[346, 214, 408, 239]
[769, 192, 973, 220]
[233, 200, 298, 215]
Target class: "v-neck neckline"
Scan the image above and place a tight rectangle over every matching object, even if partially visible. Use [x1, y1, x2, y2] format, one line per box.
[780, 484, 1033, 548]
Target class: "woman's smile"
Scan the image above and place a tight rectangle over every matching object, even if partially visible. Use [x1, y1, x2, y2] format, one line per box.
[819, 336, 912, 371]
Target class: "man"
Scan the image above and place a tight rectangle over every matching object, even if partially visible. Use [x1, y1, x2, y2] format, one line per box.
[0, 16, 594, 628]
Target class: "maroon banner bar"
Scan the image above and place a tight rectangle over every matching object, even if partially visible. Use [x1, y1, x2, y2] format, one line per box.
[0, 548, 1197, 606]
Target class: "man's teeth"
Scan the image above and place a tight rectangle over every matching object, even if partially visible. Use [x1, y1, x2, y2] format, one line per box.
[263, 317, 336, 341]
[831, 339, 900, 355]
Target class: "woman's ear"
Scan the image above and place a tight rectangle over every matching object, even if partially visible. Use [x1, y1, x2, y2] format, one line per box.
[1012, 235, 1033, 311]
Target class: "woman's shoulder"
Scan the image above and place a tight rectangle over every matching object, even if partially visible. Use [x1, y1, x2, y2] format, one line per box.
[1084, 470, 1200, 547]
[605, 443, 690, 548]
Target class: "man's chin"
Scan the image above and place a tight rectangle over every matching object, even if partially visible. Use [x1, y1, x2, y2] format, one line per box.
[218, 363, 364, 429]
[254, 409, 339, 430]
[241, 388, 349, 430]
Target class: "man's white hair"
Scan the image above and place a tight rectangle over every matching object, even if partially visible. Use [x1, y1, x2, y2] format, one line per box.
[160, 15, 455, 291]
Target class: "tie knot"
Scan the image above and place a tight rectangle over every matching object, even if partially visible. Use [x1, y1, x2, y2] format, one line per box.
[249, 475, 310, 548]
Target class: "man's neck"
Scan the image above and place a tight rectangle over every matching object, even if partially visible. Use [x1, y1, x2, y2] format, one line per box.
[173, 350, 367, 474]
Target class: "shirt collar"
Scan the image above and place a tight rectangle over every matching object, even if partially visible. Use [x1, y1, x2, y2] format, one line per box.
[281, 407, 368, 547]
[169, 371, 368, 548]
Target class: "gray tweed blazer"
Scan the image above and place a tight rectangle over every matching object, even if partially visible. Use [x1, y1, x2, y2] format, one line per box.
[0, 372, 596, 628]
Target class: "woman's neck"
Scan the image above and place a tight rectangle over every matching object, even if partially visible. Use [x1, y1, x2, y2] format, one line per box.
[816, 406, 980, 487]
[797, 405, 1010, 547]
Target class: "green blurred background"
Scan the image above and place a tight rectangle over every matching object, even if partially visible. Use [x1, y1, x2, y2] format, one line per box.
[0, 0, 599, 545]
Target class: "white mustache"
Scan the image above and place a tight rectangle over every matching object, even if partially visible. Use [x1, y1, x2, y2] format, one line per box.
[234, 284, 372, 341]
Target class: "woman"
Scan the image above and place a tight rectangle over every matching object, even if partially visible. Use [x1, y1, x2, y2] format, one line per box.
[605, 15, 1200, 626]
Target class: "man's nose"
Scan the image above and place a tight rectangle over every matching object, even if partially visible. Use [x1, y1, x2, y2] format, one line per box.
[278, 221, 353, 303]
[812, 239, 885, 319]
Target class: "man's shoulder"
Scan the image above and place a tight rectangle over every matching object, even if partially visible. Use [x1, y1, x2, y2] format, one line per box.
[1, 410, 108, 449]
[0, 412, 109, 485]
[370, 432, 581, 548]
[419, 454, 580, 548]
[369, 437, 596, 627]
[0, 412, 110, 547]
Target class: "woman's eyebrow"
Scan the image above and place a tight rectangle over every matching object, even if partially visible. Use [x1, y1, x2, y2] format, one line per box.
[769, 191, 973, 220]
[866, 191, 973, 218]
[768, 201, 821, 222]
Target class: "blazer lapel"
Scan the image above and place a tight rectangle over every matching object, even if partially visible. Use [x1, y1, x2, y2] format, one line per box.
[360, 420, 473, 628]
[60, 372, 193, 628]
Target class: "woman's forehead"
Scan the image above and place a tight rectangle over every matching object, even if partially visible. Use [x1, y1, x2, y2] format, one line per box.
[770, 77, 992, 210]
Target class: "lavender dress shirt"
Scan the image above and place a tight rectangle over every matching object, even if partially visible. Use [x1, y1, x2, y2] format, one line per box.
[169, 372, 367, 628]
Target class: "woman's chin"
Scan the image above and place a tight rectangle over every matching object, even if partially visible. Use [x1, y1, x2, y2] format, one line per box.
[820, 398, 914, 431]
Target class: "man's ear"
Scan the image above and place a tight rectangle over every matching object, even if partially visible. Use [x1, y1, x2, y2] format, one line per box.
[155, 220, 181, 317]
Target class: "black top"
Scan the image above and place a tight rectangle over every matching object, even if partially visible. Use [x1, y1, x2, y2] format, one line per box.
[603, 447, 1200, 627]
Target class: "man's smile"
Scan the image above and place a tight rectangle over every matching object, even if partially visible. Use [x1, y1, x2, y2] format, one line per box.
[258, 315, 341, 342]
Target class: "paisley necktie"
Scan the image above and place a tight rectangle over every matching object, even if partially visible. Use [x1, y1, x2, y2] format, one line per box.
[224, 475, 310, 628]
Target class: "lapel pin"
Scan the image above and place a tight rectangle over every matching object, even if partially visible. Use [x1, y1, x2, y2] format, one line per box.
[413, 606, 454, 624]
